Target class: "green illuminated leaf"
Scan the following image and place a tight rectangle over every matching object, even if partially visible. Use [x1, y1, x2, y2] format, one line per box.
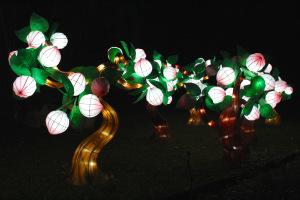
[185, 83, 201, 97]
[31, 67, 48, 85]
[44, 68, 74, 98]
[71, 66, 99, 83]
[120, 41, 131, 59]
[133, 89, 147, 103]
[130, 42, 136, 61]
[30, 13, 49, 32]
[15, 26, 31, 42]
[153, 50, 162, 60]
[9, 48, 41, 76]
[148, 79, 165, 91]
[70, 105, 83, 129]
[107, 47, 123, 63]
[167, 55, 178, 65]
[260, 104, 276, 119]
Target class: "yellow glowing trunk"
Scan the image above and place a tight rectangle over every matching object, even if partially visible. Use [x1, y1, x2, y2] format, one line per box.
[70, 99, 119, 185]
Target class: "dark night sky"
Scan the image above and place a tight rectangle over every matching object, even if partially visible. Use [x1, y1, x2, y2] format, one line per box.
[0, 0, 299, 129]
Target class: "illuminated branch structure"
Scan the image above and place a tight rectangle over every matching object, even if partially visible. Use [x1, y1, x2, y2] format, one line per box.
[9, 13, 293, 184]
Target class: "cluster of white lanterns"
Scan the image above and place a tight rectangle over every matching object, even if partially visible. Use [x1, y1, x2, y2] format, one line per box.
[24, 30, 68, 68]
[45, 94, 103, 135]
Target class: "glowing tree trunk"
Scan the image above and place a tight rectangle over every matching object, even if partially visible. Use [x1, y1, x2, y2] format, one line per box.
[146, 103, 170, 140]
[219, 78, 255, 162]
[70, 99, 119, 185]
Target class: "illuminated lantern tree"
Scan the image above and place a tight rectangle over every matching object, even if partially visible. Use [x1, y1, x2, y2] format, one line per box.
[108, 43, 294, 161]
[9, 13, 294, 185]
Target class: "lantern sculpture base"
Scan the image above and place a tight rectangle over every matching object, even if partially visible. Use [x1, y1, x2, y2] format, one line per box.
[187, 108, 204, 126]
[70, 99, 118, 185]
[147, 104, 170, 141]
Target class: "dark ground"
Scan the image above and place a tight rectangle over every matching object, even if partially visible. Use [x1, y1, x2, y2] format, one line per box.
[1, 105, 300, 199]
[1, 0, 300, 199]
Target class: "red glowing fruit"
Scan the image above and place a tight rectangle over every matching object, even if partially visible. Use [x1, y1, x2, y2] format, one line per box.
[91, 77, 110, 97]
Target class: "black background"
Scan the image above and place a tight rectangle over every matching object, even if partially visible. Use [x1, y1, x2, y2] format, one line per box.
[1, 0, 299, 122]
[0, 0, 299, 198]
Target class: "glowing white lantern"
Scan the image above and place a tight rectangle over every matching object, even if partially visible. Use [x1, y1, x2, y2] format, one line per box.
[216, 67, 235, 86]
[38, 46, 61, 67]
[50, 32, 68, 49]
[240, 79, 251, 89]
[134, 58, 152, 77]
[134, 48, 146, 62]
[26, 31, 45, 48]
[167, 96, 173, 104]
[264, 64, 272, 73]
[225, 88, 233, 96]
[265, 91, 281, 108]
[46, 110, 69, 135]
[261, 74, 275, 91]
[68, 73, 86, 96]
[284, 86, 293, 95]
[245, 106, 260, 121]
[246, 53, 265, 72]
[8, 50, 18, 64]
[208, 87, 226, 104]
[79, 94, 103, 118]
[146, 87, 163, 106]
[163, 66, 177, 80]
[13, 76, 37, 98]
[274, 80, 288, 93]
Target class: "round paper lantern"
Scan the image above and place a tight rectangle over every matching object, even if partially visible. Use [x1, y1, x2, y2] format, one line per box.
[8, 50, 18, 64]
[163, 66, 177, 80]
[264, 64, 272, 73]
[240, 79, 251, 89]
[46, 110, 69, 135]
[50, 32, 68, 49]
[79, 94, 103, 118]
[275, 80, 288, 93]
[246, 53, 265, 72]
[13, 76, 37, 98]
[261, 74, 275, 91]
[245, 106, 260, 121]
[216, 67, 235, 86]
[208, 87, 226, 104]
[134, 48, 146, 62]
[68, 73, 86, 96]
[26, 31, 45, 48]
[265, 91, 281, 108]
[38, 46, 61, 67]
[91, 77, 110, 97]
[284, 86, 293, 95]
[134, 58, 152, 77]
[146, 87, 163, 106]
